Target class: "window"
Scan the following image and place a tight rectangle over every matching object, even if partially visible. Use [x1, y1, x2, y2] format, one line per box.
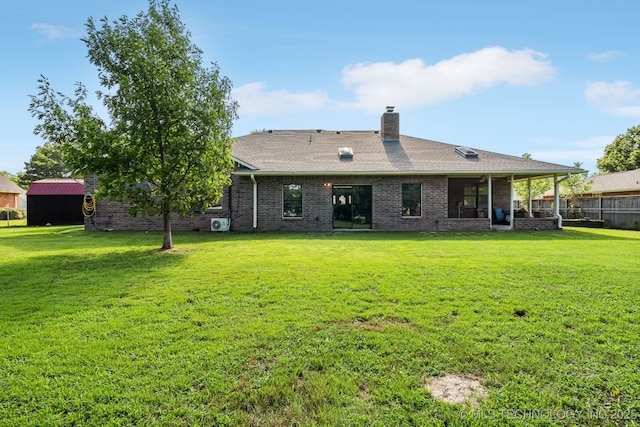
[283, 184, 302, 217]
[402, 183, 422, 216]
[464, 183, 488, 208]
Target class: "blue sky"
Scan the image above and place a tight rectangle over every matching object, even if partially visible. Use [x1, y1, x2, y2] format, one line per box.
[2, 0, 640, 175]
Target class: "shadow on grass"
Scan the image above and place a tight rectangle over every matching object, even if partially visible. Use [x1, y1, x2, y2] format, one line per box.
[0, 246, 188, 322]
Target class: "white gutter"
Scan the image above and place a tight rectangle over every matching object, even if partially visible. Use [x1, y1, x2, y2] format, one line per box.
[250, 174, 258, 229]
[233, 169, 585, 177]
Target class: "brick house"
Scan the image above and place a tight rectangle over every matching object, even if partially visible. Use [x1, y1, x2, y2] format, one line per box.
[84, 108, 584, 232]
[0, 175, 25, 209]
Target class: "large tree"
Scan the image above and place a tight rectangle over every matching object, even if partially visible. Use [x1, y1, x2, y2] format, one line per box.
[597, 125, 640, 173]
[29, 0, 238, 249]
[17, 142, 71, 188]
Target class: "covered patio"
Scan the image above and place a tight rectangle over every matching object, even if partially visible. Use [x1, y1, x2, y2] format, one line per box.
[447, 173, 572, 230]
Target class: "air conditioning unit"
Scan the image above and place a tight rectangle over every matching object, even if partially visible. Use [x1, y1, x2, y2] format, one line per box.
[211, 218, 230, 232]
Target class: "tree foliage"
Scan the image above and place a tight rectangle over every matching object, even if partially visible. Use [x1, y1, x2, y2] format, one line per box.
[29, 0, 238, 249]
[560, 162, 591, 200]
[597, 125, 640, 173]
[16, 142, 71, 188]
[513, 153, 553, 211]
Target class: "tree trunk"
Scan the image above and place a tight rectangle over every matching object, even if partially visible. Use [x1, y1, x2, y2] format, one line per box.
[162, 209, 173, 250]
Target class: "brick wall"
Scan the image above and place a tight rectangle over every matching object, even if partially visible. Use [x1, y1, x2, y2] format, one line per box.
[448, 218, 491, 230]
[229, 175, 450, 232]
[84, 174, 231, 232]
[513, 217, 558, 230]
[84, 173, 522, 232]
[0, 193, 19, 209]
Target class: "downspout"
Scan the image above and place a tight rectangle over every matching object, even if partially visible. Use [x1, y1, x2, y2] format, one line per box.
[227, 184, 232, 227]
[250, 174, 257, 229]
[510, 174, 515, 229]
[92, 172, 98, 230]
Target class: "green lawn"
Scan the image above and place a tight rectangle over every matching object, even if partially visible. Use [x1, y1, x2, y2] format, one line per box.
[1, 226, 639, 426]
[0, 218, 26, 227]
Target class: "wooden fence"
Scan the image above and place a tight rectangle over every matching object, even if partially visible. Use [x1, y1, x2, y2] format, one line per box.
[529, 196, 640, 230]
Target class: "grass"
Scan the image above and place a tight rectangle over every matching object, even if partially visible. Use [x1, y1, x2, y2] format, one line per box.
[0, 218, 26, 227]
[1, 226, 639, 426]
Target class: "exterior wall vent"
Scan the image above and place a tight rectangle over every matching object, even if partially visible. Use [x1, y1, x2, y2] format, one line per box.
[339, 147, 353, 159]
[455, 146, 479, 159]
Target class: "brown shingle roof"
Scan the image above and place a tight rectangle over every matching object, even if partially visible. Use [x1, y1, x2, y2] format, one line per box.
[0, 175, 25, 194]
[582, 169, 640, 194]
[232, 130, 584, 178]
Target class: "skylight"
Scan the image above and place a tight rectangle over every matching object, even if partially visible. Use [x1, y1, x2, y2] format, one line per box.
[455, 146, 479, 159]
[339, 147, 353, 159]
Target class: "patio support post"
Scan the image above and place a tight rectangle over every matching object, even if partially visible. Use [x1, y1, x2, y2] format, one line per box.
[487, 174, 492, 229]
[527, 177, 533, 217]
[553, 174, 562, 228]
[510, 174, 515, 229]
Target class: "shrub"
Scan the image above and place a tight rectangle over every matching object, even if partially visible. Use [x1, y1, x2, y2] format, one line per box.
[0, 208, 26, 220]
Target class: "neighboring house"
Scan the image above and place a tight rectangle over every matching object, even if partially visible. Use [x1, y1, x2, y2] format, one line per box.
[576, 168, 640, 197]
[27, 178, 85, 226]
[84, 108, 584, 232]
[534, 168, 640, 229]
[0, 175, 25, 209]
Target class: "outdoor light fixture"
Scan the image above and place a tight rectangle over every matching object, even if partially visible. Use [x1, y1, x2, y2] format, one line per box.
[323, 183, 332, 188]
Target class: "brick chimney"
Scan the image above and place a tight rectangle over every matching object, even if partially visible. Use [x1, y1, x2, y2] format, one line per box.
[381, 106, 399, 142]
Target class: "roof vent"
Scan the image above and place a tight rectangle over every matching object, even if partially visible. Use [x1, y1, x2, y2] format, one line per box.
[339, 147, 353, 159]
[455, 146, 479, 159]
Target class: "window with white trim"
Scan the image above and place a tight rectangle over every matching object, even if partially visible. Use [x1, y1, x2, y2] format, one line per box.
[283, 184, 302, 217]
[402, 183, 422, 216]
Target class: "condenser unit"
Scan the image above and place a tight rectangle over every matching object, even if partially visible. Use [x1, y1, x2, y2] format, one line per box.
[210, 218, 230, 232]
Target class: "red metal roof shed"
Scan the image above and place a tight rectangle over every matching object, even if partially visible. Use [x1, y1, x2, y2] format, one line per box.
[26, 178, 85, 196]
[26, 179, 85, 226]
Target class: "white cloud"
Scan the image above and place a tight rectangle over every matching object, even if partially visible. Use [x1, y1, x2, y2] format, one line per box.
[585, 81, 640, 117]
[586, 50, 625, 63]
[234, 46, 556, 116]
[340, 46, 557, 111]
[233, 82, 330, 116]
[31, 23, 82, 40]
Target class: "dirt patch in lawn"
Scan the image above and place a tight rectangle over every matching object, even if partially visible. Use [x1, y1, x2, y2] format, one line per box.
[424, 374, 488, 406]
